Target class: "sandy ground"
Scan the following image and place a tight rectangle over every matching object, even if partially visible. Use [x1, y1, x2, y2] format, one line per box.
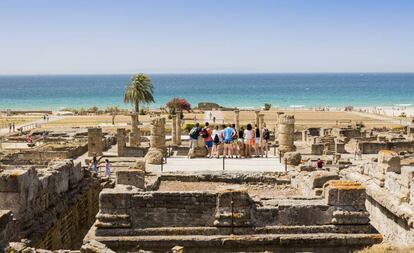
[0, 115, 42, 128]
[36, 109, 401, 131]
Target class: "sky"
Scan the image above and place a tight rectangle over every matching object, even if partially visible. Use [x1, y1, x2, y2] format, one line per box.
[0, 0, 413, 74]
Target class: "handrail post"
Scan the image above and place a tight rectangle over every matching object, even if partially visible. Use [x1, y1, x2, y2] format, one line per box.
[222, 156, 225, 171]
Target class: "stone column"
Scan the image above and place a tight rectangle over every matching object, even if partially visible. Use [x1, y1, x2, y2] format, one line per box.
[278, 115, 295, 152]
[117, 128, 126, 156]
[88, 127, 103, 156]
[254, 110, 260, 127]
[234, 109, 240, 130]
[130, 113, 140, 147]
[176, 111, 182, 145]
[258, 113, 265, 139]
[171, 115, 177, 145]
[145, 117, 166, 164]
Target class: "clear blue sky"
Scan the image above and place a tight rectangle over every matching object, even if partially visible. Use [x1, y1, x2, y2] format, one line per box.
[0, 0, 413, 74]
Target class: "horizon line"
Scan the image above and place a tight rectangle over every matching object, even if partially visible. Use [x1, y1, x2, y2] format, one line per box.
[1, 71, 414, 76]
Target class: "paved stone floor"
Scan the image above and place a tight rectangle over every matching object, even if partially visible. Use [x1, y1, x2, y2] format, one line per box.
[147, 156, 285, 173]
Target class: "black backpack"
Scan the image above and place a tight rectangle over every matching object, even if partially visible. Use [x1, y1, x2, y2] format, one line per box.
[189, 127, 200, 139]
[213, 133, 220, 144]
[201, 127, 209, 138]
[263, 128, 270, 140]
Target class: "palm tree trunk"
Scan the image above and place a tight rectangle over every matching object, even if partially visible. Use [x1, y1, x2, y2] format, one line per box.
[135, 101, 140, 124]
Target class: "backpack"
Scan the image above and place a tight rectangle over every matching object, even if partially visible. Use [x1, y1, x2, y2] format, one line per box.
[189, 127, 200, 139]
[213, 133, 220, 144]
[200, 127, 209, 138]
[263, 128, 270, 140]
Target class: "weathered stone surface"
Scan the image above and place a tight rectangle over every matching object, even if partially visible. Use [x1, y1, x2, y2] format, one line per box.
[81, 240, 116, 253]
[283, 152, 301, 166]
[324, 180, 366, 207]
[116, 169, 145, 189]
[145, 148, 164, 165]
[88, 128, 103, 156]
[309, 171, 340, 189]
[378, 150, 401, 173]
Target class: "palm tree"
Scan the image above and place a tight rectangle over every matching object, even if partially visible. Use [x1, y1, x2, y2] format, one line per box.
[124, 73, 155, 116]
[124, 74, 155, 146]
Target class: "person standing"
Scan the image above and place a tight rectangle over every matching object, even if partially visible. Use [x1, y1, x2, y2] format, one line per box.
[105, 159, 111, 177]
[262, 123, 270, 158]
[212, 125, 223, 158]
[201, 122, 213, 158]
[254, 124, 262, 157]
[12, 122, 15, 132]
[223, 124, 235, 158]
[231, 124, 239, 158]
[8, 123, 11, 133]
[238, 126, 245, 158]
[244, 124, 254, 158]
[188, 123, 201, 158]
[91, 154, 98, 173]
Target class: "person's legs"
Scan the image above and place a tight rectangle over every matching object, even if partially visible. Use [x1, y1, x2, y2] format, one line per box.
[264, 141, 268, 157]
[188, 139, 196, 158]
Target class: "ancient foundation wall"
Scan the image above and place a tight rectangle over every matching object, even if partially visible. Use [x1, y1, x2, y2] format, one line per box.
[0, 160, 102, 250]
[359, 141, 414, 154]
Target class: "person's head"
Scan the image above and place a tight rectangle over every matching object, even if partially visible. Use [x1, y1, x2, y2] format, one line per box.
[263, 123, 267, 127]
[255, 124, 258, 128]
[195, 122, 200, 127]
[231, 123, 235, 128]
[247, 124, 252, 131]
[317, 158, 320, 161]
[221, 124, 226, 129]
[105, 159, 109, 163]
[240, 126, 244, 131]
[205, 122, 209, 127]
[215, 125, 219, 130]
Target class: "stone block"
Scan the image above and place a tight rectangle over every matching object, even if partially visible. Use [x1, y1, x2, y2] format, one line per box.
[311, 144, 324, 155]
[378, 150, 401, 173]
[400, 166, 414, 188]
[116, 169, 145, 189]
[145, 148, 164, 164]
[309, 171, 340, 189]
[283, 152, 301, 166]
[324, 180, 366, 207]
[88, 127, 103, 156]
[99, 186, 135, 210]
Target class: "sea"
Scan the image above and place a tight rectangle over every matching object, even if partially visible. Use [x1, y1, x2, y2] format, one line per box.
[0, 73, 413, 111]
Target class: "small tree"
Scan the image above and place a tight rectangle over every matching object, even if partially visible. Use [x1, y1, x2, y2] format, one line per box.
[106, 106, 121, 125]
[264, 103, 272, 111]
[166, 98, 191, 118]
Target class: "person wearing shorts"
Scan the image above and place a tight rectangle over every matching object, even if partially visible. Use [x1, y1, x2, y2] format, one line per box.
[223, 124, 235, 158]
[261, 123, 270, 158]
[254, 124, 262, 157]
[238, 126, 245, 158]
[203, 122, 213, 158]
[244, 124, 254, 158]
[212, 125, 223, 158]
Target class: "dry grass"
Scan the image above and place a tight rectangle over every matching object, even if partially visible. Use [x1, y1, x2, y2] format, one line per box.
[0, 116, 41, 128]
[358, 244, 414, 253]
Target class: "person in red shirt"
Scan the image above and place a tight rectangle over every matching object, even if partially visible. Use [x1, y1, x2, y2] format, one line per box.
[316, 158, 324, 169]
[201, 122, 213, 158]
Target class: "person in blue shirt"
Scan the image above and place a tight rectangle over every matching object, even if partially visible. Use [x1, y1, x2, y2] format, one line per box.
[223, 124, 235, 158]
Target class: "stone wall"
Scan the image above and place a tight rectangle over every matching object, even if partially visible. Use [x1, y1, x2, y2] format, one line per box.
[341, 151, 414, 245]
[90, 178, 379, 252]
[359, 140, 414, 154]
[0, 160, 102, 250]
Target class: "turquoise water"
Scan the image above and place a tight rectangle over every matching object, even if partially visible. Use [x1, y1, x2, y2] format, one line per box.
[0, 73, 413, 110]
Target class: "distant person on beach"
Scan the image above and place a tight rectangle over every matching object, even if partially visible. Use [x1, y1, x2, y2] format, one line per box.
[212, 125, 223, 158]
[244, 124, 254, 158]
[46, 114, 49, 122]
[209, 112, 212, 120]
[262, 123, 270, 158]
[201, 122, 213, 158]
[8, 123, 11, 133]
[43, 115, 46, 122]
[213, 117, 216, 124]
[188, 123, 201, 158]
[12, 122, 15, 132]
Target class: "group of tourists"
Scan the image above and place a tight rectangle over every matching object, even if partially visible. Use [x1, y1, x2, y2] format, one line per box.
[188, 122, 271, 159]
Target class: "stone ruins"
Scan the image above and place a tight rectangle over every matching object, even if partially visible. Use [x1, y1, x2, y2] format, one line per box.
[1, 112, 414, 252]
